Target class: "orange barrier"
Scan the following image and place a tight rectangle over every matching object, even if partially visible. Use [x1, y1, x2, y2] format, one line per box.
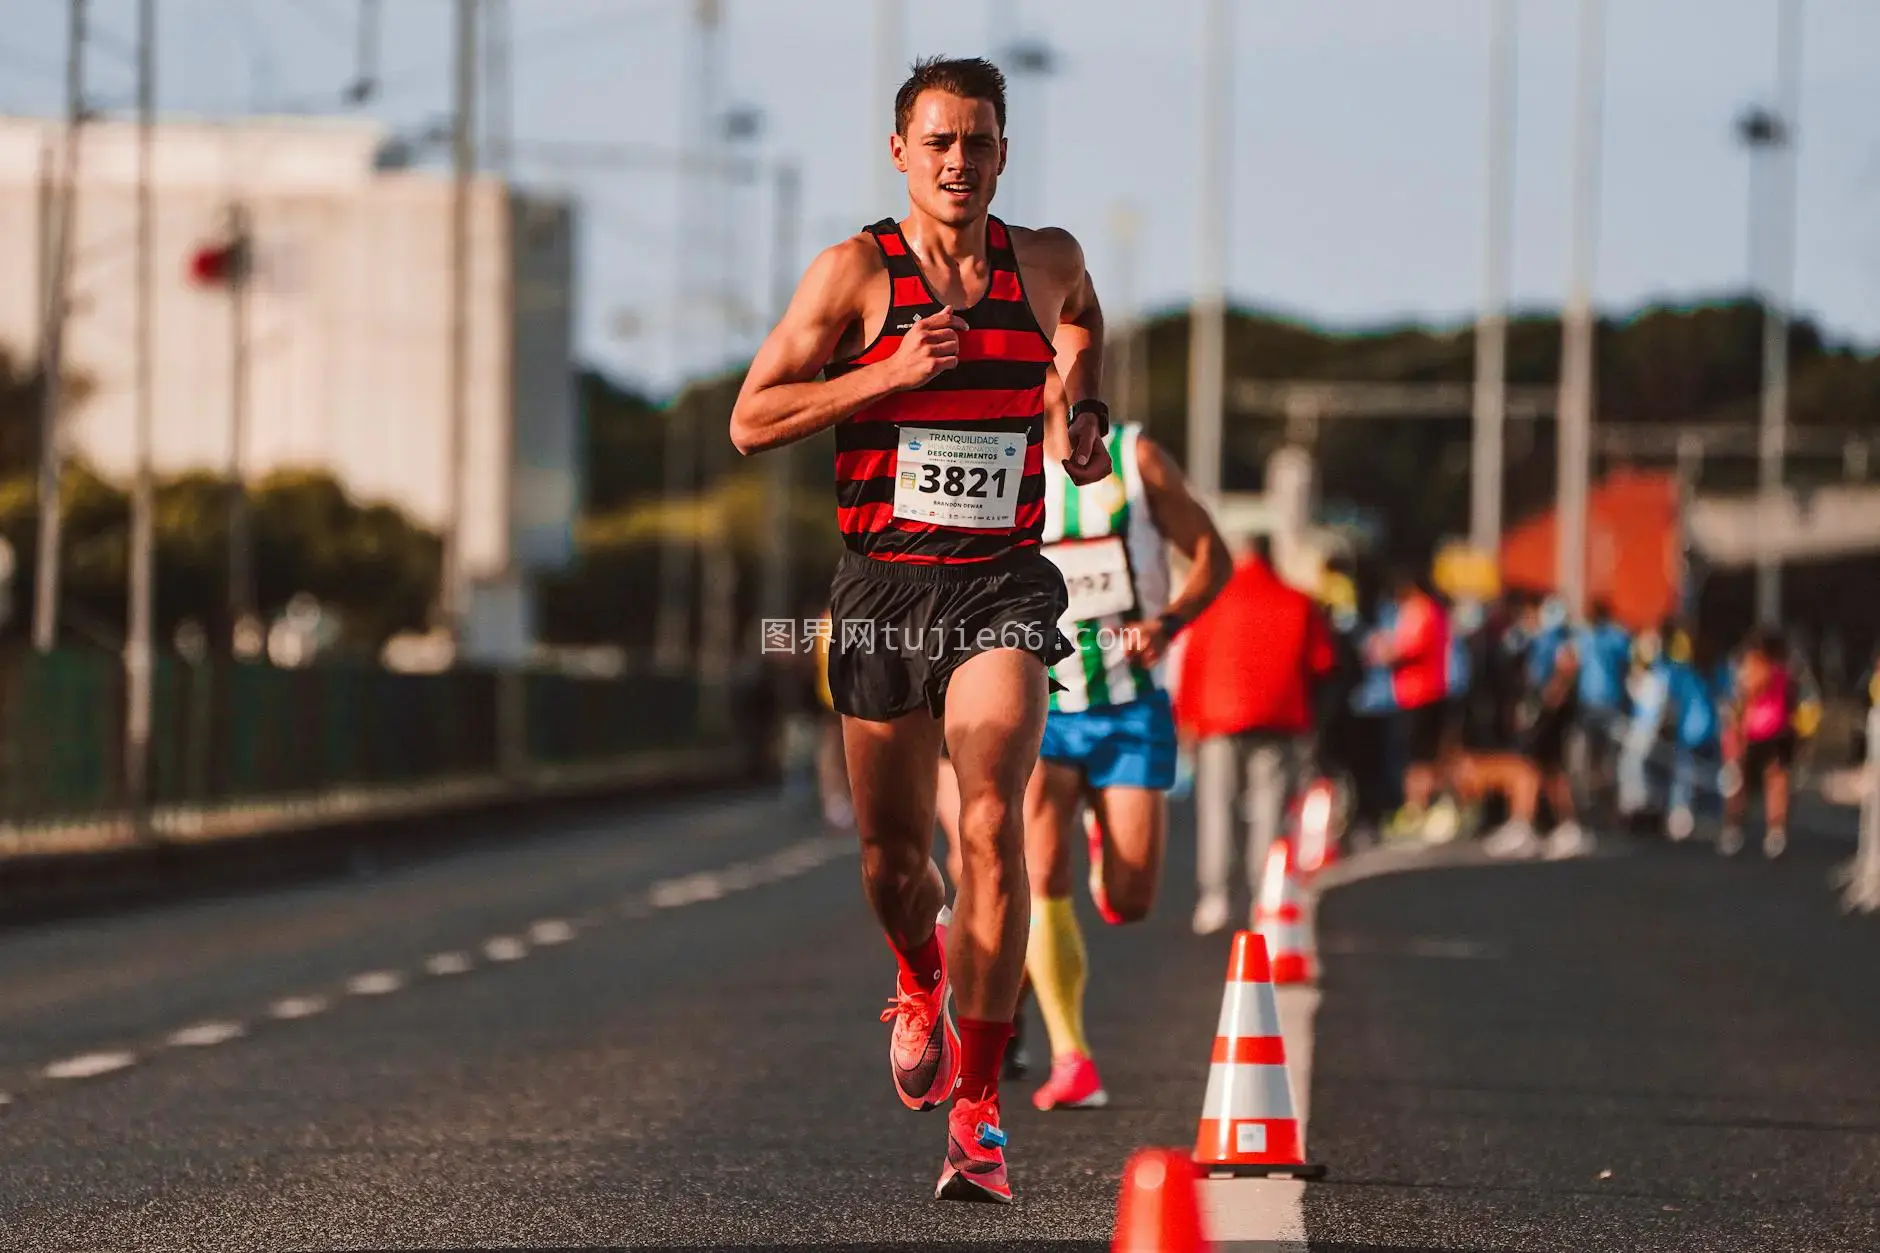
[1113, 1147, 1212, 1252]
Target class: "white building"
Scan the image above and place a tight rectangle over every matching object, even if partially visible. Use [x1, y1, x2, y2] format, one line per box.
[0, 114, 581, 661]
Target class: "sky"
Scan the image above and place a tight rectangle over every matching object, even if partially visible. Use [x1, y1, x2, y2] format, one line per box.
[3, 0, 1877, 399]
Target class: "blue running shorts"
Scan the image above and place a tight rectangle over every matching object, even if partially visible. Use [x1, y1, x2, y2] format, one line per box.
[1038, 689, 1178, 791]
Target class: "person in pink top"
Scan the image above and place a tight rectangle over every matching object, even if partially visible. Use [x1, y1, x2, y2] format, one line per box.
[1724, 629, 1794, 858]
[1367, 568, 1452, 835]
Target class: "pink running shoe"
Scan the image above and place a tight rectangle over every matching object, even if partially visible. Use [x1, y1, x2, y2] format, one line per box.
[935, 1094, 1013, 1204]
[881, 916, 959, 1112]
[1031, 1051, 1109, 1111]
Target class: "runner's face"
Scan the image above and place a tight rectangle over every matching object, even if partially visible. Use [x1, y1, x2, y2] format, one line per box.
[891, 91, 1005, 225]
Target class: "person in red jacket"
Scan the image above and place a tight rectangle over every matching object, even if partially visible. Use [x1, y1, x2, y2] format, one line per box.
[1174, 536, 1336, 934]
[1366, 568, 1453, 838]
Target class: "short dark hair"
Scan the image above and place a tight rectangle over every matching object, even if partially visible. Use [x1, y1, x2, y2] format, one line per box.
[895, 56, 1007, 137]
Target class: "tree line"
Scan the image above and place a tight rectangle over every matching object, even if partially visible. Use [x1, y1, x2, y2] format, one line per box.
[8, 293, 1878, 659]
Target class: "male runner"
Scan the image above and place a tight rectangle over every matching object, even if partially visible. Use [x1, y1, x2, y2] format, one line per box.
[729, 56, 1110, 1205]
[1023, 420, 1230, 1110]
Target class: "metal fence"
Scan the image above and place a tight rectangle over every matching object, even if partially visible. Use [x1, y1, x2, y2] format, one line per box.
[0, 648, 754, 832]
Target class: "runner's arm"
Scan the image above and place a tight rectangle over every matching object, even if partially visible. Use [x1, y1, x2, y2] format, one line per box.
[1048, 231, 1104, 410]
[1137, 436, 1231, 632]
[1028, 227, 1108, 482]
[730, 241, 961, 455]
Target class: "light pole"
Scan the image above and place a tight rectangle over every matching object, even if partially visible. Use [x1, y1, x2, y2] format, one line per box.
[1741, 0, 1803, 628]
[438, 0, 477, 646]
[999, 36, 1056, 225]
[1470, 0, 1518, 556]
[1554, 0, 1605, 621]
[1186, 0, 1230, 510]
[35, 0, 89, 655]
[655, 0, 721, 674]
[873, 0, 904, 216]
[126, 0, 156, 832]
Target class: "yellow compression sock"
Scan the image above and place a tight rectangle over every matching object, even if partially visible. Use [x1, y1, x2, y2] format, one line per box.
[1025, 894, 1091, 1060]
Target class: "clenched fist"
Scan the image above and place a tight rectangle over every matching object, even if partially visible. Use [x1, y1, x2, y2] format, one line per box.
[888, 305, 972, 391]
[1063, 408, 1112, 485]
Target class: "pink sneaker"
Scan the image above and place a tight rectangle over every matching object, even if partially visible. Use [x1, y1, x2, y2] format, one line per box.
[935, 1094, 1012, 1204]
[881, 917, 959, 1112]
[1031, 1052, 1109, 1111]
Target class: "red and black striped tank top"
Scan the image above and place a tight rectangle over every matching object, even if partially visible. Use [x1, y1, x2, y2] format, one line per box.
[824, 216, 1055, 565]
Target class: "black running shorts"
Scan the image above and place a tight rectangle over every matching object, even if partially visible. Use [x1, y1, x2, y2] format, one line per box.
[825, 548, 1074, 722]
[1742, 730, 1796, 783]
[1398, 700, 1448, 767]
[1524, 702, 1574, 771]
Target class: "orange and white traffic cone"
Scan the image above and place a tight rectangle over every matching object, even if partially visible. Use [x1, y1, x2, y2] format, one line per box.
[1292, 776, 1342, 879]
[1113, 1148, 1212, 1252]
[1193, 931, 1325, 1179]
[1254, 838, 1318, 986]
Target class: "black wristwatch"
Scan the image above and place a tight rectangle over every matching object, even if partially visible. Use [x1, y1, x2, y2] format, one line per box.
[1070, 398, 1111, 437]
[1156, 609, 1189, 640]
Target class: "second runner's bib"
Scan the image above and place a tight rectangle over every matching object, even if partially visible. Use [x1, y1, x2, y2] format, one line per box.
[893, 426, 1025, 529]
[1044, 535, 1137, 622]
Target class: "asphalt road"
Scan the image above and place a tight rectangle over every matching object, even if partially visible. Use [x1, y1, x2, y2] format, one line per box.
[0, 788, 1875, 1251]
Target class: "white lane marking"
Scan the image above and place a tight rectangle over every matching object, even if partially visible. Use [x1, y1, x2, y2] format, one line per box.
[167, 1021, 245, 1048]
[346, 971, 404, 996]
[44, 1051, 137, 1080]
[483, 936, 528, 962]
[649, 872, 724, 908]
[715, 862, 759, 892]
[269, 995, 329, 1020]
[528, 919, 576, 946]
[1320, 935, 1503, 961]
[425, 952, 474, 976]
[1405, 937, 1501, 960]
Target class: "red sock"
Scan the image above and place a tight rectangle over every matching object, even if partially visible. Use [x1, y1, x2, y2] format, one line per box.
[956, 1018, 1012, 1103]
[891, 929, 944, 992]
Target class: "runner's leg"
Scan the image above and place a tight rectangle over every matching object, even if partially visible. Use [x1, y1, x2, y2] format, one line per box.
[844, 710, 959, 1112]
[844, 712, 948, 956]
[944, 647, 1048, 1025]
[1086, 785, 1166, 924]
[936, 754, 963, 890]
[1022, 758, 1105, 1109]
[1193, 736, 1237, 933]
[932, 646, 1049, 1201]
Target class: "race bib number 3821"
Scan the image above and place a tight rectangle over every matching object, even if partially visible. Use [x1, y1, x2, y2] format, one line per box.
[892, 426, 1024, 529]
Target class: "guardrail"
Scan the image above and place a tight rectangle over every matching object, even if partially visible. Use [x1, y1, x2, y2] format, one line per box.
[0, 647, 764, 861]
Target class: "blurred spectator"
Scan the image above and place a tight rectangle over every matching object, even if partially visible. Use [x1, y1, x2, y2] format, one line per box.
[1367, 567, 1455, 841]
[1617, 619, 1671, 822]
[1174, 536, 1335, 935]
[1574, 600, 1634, 819]
[1346, 567, 1399, 840]
[1664, 627, 1730, 841]
[1516, 595, 1590, 857]
[1724, 628, 1795, 858]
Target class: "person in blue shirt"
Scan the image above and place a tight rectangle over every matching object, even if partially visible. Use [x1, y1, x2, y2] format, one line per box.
[1617, 620, 1671, 821]
[1663, 629, 1731, 841]
[1574, 600, 1634, 818]
[1345, 582, 1398, 843]
[1512, 594, 1589, 856]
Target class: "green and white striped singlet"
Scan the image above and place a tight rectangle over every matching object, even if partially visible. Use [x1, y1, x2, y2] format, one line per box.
[1040, 423, 1171, 714]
